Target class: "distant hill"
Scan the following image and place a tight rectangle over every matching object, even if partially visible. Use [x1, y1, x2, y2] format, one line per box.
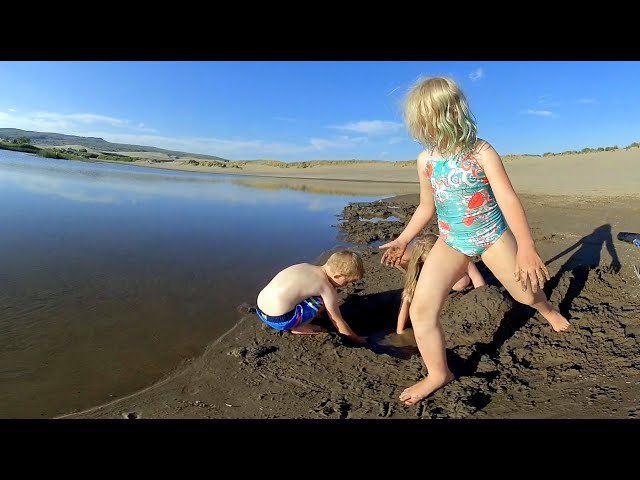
[0, 128, 228, 162]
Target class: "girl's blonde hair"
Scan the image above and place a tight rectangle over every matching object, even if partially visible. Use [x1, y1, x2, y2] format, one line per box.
[403, 76, 477, 157]
[403, 234, 438, 301]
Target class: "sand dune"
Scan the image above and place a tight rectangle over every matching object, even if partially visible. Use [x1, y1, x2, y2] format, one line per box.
[101, 148, 640, 197]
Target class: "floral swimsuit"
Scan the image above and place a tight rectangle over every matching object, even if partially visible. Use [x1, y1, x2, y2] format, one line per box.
[425, 152, 507, 256]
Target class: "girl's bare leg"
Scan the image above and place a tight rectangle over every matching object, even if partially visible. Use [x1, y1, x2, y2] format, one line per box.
[451, 273, 471, 291]
[481, 229, 570, 332]
[399, 239, 470, 405]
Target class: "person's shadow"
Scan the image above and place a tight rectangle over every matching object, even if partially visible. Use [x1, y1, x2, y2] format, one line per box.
[420, 224, 621, 415]
[474, 224, 620, 317]
[542, 223, 620, 318]
[449, 223, 621, 378]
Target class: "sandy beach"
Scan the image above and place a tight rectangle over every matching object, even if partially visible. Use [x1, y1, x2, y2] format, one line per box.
[103, 148, 640, 197]
[59, 149, 640, 419]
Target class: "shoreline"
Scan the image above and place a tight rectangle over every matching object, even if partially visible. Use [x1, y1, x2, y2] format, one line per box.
[59, 190, 640, 419]
[94, 147, 640, 198]
[6, 146, 638, 419]
[98, 159, 421, 185]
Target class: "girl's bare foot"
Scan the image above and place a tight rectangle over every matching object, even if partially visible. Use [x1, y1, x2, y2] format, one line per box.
[399, 370, 455, 406]
[291, 324, 327, 335]
[541, 307, 570, 332]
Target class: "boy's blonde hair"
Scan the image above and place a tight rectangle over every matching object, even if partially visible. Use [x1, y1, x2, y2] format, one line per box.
[404, 76, 477, 157]
[325, 250, 364, 281]
[403, 234, 438, 301]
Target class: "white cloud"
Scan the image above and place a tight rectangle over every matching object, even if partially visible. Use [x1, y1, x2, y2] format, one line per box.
[0, 110, 388, 161]
[469, 68, 484, 82]
[0, 110, 134, 134]
[535, 95, 560, 107]
[328, 120, 403, 135]
[309, 136, 365, 151]
[522, 109, 557, 118]
[136, 122, 157, 133]
[33, 111, 129, 126]
[379, 151, 389, 158]
[83, 131, 367, 159]
[578, 98, 597, 104]
[8, 108, 16, 112]
[388, 136, 404, 145]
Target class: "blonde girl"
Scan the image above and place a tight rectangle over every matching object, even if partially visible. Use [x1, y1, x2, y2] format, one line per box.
[396, 234, 485, 334]
[380, 76, 569, 406]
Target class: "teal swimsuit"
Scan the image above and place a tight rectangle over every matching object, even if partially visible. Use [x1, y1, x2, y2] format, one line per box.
[425, 152, 507, 256]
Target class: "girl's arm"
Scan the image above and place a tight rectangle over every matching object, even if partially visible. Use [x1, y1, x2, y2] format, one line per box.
[467, 262, 486, 288]
[397, 295, 411, 334]
[475, 141, 550, 293]
[380, 151, 436, 267]
[397, 151, 437, 245]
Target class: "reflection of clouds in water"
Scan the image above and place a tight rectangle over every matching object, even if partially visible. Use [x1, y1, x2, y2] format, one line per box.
[0, 170, 119, 204]
[24, 178, 118, 204]
[307, 198, 339, 212]
[0, 153, 377, 211]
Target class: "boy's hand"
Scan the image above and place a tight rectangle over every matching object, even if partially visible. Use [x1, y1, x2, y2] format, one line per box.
[343, 334, 368, 345]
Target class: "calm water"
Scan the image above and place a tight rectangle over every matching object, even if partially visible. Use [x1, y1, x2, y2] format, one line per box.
[0, 150, 412, 418]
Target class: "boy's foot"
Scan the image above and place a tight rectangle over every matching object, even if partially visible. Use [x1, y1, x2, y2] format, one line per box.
[542, 307, 570, 332]
[399, 371, 455, 406]
[291, 324, 327, 335]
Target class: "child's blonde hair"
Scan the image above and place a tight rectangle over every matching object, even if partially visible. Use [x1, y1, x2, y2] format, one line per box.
[403, 234, 438, 301]
[404, 76, 477, 157]
[325, 250, 365, 281]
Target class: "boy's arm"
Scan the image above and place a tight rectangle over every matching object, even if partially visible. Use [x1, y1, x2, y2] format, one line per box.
[467, 262, 486, 288]
[397, 295, 410, 334]
[320, 286, 367, 344]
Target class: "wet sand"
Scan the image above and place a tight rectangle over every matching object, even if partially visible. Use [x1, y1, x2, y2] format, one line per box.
[59, 150, 640, 419]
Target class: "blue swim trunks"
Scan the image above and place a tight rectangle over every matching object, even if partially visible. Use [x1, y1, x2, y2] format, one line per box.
[255, 296, 324, 331]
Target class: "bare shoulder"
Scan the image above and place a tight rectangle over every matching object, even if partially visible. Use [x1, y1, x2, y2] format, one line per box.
[473, 138, 493, 155]
[280, 262, 310, 274]
[295, 263, 325, 278]
[416, 149, 431, 170]
[417, 149, 431, 162]
[278, 263, 328, 293]
[473, 139, 501, 165]
[279, 262, 320, 280]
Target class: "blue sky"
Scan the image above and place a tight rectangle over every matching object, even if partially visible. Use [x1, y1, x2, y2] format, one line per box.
[1, 61, 639, 161]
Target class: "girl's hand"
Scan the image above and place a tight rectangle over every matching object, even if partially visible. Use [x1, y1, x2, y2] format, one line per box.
[379, 238, 408, 267]
[515, 247, 550, 293]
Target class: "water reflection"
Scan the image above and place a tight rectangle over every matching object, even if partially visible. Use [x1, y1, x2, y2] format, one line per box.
[231, 177, 417, 197]
[0, 155, 370, 210]
[0, 150, 402, 418]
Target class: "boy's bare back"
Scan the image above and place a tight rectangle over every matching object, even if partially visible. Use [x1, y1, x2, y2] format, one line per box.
[257, 263, 333, 316]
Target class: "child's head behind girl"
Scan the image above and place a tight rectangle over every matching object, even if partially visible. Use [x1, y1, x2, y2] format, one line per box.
[403, 234, 438, 302]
